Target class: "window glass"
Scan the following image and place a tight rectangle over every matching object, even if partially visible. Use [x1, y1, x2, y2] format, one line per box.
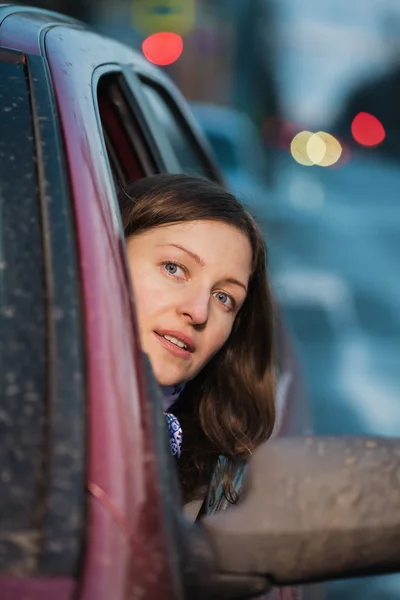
[0, 57, 46, 561]
[142, 83, 211, 178]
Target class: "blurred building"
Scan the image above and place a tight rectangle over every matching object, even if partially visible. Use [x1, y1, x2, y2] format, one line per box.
[21, 0, 281, 124]
[167, 0, 280, 128]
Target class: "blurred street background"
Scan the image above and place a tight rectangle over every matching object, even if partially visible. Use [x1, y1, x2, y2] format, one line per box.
[21, 0, 400, 597]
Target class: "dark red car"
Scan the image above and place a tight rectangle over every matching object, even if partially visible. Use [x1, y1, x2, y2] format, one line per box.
[0, 6, 312, 599]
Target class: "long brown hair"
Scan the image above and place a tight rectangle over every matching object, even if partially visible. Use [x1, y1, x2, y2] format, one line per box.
[119, 174, 276, 503]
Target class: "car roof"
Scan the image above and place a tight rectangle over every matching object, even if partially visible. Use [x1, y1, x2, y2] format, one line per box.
[0, 4, 81, 26]
[0, 4, 164, 78]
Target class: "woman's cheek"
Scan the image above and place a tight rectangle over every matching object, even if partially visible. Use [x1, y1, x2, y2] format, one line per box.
[131, 268, 159, 315]
[212, 320, 235, 355]
[134, 269, 178, 322]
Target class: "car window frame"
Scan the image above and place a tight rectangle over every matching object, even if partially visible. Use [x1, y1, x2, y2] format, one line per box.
[120, 64, 182, 175]
[93, 65, 164, 182]
[27, 52, 85, 576]
[131, 65, 226, 185]
[141, 76, 221, 179]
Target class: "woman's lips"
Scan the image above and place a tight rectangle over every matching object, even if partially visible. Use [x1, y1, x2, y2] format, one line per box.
[154, 332, 193, 359]
[155, 329, 195, 352]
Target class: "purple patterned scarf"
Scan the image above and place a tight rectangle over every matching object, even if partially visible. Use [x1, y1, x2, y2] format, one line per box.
[162, 384, 184, 459]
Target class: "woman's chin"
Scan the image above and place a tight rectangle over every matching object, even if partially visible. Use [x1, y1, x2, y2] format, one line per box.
[157, 376, 183, 388]
[152, 365, 184, 388]
[144, 340, 189, 387]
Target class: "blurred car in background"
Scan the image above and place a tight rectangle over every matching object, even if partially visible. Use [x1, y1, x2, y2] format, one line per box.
[190, 102, 271, 209]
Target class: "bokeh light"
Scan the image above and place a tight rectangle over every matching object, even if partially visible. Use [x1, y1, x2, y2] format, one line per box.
[290, 131, 314, 166]
[307, 133, 326, 165]
[315, 131, 343, 167]
[291, 131, 342, 167]
[351, 112, 386, 147]
[142, 32, 183, 66]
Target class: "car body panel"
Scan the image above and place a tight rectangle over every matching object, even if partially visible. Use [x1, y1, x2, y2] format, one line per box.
[0, 7, 82, 54]
[78, 495, 132, 600]
[0, 578, 76, 600]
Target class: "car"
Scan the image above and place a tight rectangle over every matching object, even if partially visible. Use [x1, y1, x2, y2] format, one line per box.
[189, 102, 272, 210]
[2, 6, 398, 600]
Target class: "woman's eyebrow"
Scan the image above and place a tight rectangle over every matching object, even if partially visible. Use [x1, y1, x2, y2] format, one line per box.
[158, 243, 206, 266]
[158, 244, 247, 292]
[222, 277, 248, 293]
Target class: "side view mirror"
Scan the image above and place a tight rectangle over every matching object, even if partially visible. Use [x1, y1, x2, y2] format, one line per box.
[189, 436, 400, 599]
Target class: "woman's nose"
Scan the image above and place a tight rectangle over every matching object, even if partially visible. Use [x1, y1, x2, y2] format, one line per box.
[177, 287, 210, 325]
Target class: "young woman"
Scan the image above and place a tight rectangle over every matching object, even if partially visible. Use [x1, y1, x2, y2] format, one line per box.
[119, 173, 276, 518]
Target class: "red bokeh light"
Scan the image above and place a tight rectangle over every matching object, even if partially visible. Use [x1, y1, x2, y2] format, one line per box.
[351, 112, 386, 147]
[142, 32, 183, 66]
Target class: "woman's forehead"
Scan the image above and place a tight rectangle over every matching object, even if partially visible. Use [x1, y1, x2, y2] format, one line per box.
[149, 219, 247, 242]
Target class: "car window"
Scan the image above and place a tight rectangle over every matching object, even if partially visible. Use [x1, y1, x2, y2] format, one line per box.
[96, 72, 159, 192]
[141, 80, 213, 178]
[0, 50, 86, 576]
[0, 53, 47, 570]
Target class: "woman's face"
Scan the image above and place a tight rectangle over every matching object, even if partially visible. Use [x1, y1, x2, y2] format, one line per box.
[126, 220, 252, 386]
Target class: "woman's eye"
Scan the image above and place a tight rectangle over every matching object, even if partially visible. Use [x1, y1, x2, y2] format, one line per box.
[162, 262, 186, 278]
[213, 291, 235, 310]
[165, 263, 178, 274]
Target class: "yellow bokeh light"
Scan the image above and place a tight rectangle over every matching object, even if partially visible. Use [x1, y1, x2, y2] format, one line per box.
[290, 131, 314, 166]
[290, 130, 342, 167]
[307, 133, 326, 165]
[315, 131, 342, 167]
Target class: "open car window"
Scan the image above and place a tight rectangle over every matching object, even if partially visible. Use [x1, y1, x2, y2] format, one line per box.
[139, 77, 219, 180]
[96, 71, 161, 195]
